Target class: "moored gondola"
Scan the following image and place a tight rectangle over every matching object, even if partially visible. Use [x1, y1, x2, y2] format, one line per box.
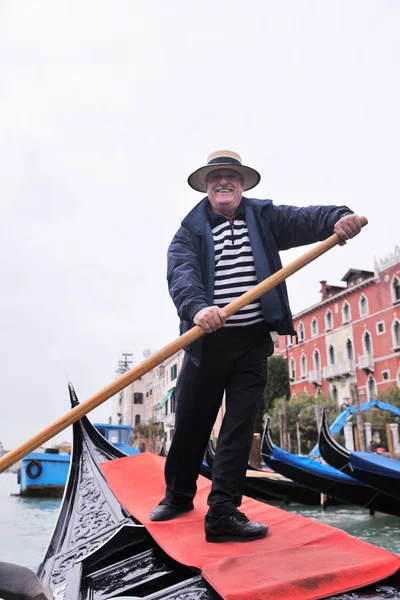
[319, 408, 400, 502]
[206, 438, 336, 506]
[262, 418, 400, 516]
[160, 438, 212, 479]
[5, 384, 399, 600]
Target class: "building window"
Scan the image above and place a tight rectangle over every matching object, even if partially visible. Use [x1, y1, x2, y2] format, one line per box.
[313, 349, 320, 371]
[316, 387, 322, 396]
[300, 354, 307, 378]
[392, 277, 400, 303]
[170, 364, 177, 381]
[135, 414, 140, 426]
[287, 335, 293, 346]
[342, 301, 351, 323]
[392, 319, 400, 349]
[363, 331, 373, 355]
[289, 358, 296, 381]
[397, 369, 400, 388]
[367, 376, 377, 399]
[376, 321, 385, 335]
[170, 389, 176, 413]
[134, 393, 143, 405]
[346, 339, 354, 361]
[382, 370, 390, 381]
[311, 318, 318, 337]
[325, 310, 333, 331]
[359, 294, 368, 317]
[329, 345, 335, 365]
[298, 322, 305, 342]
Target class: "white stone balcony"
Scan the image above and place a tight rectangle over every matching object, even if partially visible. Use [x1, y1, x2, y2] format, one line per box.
[358, 353, 375, 372]
[323, 364, 336, 380]
[309, 370, 322, 385]
[335, 359, 355, 377]
[323, 360, 355, 380]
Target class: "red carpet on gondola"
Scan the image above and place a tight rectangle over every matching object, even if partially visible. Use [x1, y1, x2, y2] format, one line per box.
[101, 452, 400, 600]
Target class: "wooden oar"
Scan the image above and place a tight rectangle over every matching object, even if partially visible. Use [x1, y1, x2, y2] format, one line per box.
[0, 217, 368, 473]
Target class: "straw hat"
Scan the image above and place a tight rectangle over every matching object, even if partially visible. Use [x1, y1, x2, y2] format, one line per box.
[187, 150, 261, 193]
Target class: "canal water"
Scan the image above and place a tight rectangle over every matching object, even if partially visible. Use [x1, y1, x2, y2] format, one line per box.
[0, 471, 399, 572]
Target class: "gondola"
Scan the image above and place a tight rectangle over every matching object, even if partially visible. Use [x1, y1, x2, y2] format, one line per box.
[205, 438, 337, 506]
[159, 439, 212, 479]
[35, 384, 219, 600]
[319, 408, 400, 502]
[262, 418, 400, 516]
[6, 384, 400, 600]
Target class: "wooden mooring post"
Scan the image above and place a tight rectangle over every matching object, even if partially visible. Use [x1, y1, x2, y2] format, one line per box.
[386, 423, 395, 460]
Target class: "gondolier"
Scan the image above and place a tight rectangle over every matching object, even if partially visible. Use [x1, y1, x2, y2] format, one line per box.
[150, 150, 362, 542]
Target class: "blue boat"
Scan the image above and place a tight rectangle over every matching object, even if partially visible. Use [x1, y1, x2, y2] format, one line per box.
[319, 408, 400, 503]
[19, 404, 140, 498]
[261, 417, 400, 516]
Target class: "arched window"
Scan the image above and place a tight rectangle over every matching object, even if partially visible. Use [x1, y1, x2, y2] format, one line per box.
[332, 385, 338, 403]
[316, 386, 322, 397]
[342, 301, 351, 323]
[325, 310, 333, 331]
[313, 349, 321, 371]
[135, 414, 141, 426]
[346, 339, 354, 361]
[367, 376, 377, 399]
[329, 345, 335, 365]
[363, 331, 373, 355]
[311, 317, 318, 337]
[300, 354, 307, 377]
[392, 319, 400, 349]
[359, 294, 369, 317]
[290, 358, 296, 380]
[298, 322, 305, 342]
[392, 276, 400, 303]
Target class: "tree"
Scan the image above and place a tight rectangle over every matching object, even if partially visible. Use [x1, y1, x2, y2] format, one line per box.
[131, 422, 163, 444]
[362, 386, 400, 449]
[263, 355, 290, 413]
[268, 393, 342, 454]
[254, 355, 290, 433]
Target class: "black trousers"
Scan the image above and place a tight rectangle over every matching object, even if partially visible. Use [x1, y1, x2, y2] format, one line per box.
[164, 322, 272, 518]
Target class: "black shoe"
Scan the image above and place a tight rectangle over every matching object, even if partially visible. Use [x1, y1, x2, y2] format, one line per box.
[149, 501, 194, 522]
[205, 511, 268, 543]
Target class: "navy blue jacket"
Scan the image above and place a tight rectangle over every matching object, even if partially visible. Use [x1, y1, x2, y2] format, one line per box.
[167, 197, 351, 365]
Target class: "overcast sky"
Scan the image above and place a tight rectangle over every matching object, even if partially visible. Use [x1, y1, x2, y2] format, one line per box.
[0, 1, 399, 451]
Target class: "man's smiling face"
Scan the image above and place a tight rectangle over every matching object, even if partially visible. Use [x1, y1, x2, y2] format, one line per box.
[206, 168, 244, 217]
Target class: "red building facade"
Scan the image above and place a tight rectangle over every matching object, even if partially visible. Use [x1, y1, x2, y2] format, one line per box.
[278, 246, 400, 406]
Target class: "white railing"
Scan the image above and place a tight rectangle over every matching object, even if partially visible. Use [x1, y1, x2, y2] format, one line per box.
[358, 353, 375, 371]
[323, 360, 356, 380]
[323, 364, 335, 380]
[335, 359, 355, 377]
[309, 370, 322, 385]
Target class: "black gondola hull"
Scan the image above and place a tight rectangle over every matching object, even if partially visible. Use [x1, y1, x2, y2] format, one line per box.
[262, 420, 400, 516]
[319, 409, 400, 512]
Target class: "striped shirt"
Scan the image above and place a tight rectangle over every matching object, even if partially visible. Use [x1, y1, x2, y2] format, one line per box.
[211, 213, 264, 327]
